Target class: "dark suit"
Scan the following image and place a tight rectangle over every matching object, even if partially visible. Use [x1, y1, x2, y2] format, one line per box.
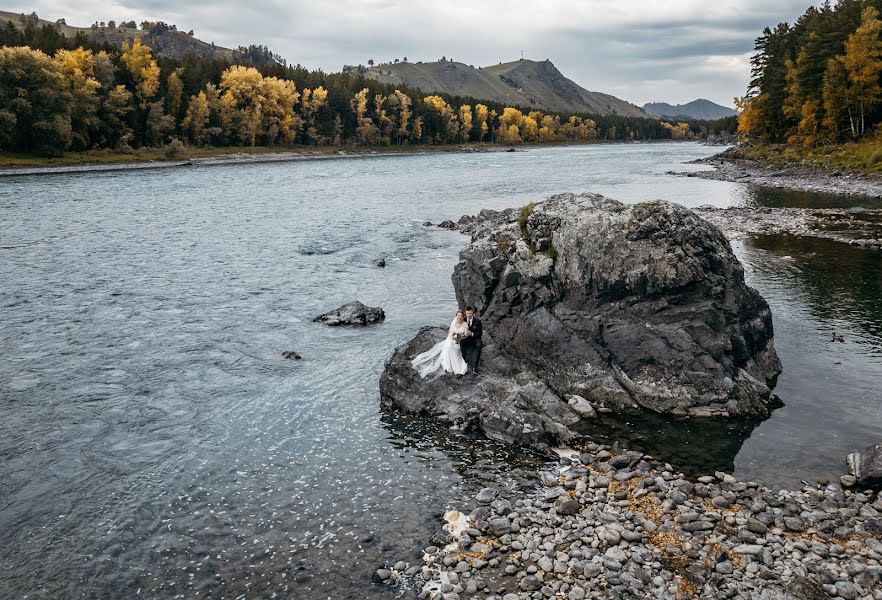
[462, 316, 483, 373]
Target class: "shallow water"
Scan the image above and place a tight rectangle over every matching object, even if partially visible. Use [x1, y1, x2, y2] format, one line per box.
[1, 143, 880, 598]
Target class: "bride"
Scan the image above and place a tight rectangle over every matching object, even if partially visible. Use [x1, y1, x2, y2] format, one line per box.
[411, 310, 470, 377]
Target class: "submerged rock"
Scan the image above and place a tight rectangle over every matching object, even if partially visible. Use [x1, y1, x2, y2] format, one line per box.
[314, 301, 385, 326]
[381, 193, 783, 450]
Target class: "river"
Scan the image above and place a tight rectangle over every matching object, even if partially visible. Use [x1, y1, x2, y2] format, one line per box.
[1, 143, 880, 598]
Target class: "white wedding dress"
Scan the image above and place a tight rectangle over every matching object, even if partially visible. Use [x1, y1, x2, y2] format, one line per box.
[411, 319, 469, 378]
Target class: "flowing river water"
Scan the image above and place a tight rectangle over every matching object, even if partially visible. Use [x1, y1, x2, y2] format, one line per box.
[1, 143, 880, 598]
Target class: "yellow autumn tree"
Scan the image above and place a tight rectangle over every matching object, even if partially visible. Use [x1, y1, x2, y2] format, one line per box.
[54, 47, 101, 149]
[735, 95, 765, 139]
[301, 86, 328, 144]
[423, 95, 459, 142]
[841, 6, 882, 135]
[412, 115, 423, 143]
[120, 39, 160, 105]
[458, 104, 472, 142]
[498, 107, 524, 143]
[351, 88, 378, 144]
[260, 76, 301, 144]
[374, 93, 392, 144]
[393, 90, 411, 143]
[474, 104, 489, 142]
[182, 90, 210, 145]
[166, 68, 184, 122]
[521, 114, 539, 141]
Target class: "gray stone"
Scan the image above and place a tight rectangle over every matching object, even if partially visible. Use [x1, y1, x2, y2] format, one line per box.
[847, 443, 882, 487]
[556, 499, 581, 516]
[372, 568, 391, 583]
[784, 517, 805, 532]
[476, 488, 497, 504]
[520, 575, 542, 591]
[313, 301, 385, 326]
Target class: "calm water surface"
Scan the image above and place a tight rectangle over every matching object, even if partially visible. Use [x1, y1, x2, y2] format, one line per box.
[1, 143, 880, 598]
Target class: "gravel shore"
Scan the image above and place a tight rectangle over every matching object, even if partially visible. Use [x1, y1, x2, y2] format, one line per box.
[0, 146, 513, 177]
[383, 446, 882, 600]
[671, 151, 882, 198]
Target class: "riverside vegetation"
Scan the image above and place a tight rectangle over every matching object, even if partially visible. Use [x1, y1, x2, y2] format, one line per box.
[733, 0, 882, 176]
[0, 15, 735, 163]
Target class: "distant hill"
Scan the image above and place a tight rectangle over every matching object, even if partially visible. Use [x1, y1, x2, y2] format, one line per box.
[358, 59, 647, 117]
[642, 99, 737, 120]
[0, 10, 242, 62]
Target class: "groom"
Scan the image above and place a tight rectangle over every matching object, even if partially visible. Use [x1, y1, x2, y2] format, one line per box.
[462, 306, 483, 374]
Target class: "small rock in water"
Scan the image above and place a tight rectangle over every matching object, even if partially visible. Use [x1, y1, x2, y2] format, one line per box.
[372, 568, 391, 583]
[376, 258, 386, 268]
[313, 301, 385, 326]
[281, 351, 301, 360]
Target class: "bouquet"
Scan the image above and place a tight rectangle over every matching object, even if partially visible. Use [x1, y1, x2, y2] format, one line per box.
[452, 333, 464, 344]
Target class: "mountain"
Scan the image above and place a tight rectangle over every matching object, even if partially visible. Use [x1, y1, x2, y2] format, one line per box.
[642, 99, 737, 120]
[0, 10, 239, 61]
[359, 59, 646, 117]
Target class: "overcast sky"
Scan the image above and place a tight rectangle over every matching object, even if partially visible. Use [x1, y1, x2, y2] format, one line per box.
[14, 1, 818, 107]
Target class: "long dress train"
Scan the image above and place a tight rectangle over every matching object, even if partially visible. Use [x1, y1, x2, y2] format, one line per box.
[411, 319, 469, 378]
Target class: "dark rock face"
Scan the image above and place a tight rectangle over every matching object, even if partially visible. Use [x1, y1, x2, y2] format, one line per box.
[847, 443, 882, 488]
[313, 301, 385, 326]
[452, 193, 781, 418]
[379, 326, 580, 452]
[380, 193, 782, 451]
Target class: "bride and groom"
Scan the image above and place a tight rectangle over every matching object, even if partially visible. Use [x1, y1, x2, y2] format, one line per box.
[412, 306, 483, 378]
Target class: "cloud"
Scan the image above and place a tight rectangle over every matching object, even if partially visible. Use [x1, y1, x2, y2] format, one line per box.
[11, 0, 817, 107]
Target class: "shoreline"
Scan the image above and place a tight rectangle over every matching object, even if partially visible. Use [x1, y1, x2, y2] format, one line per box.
[0, 145, 513, 177]
[670, 146, 882, 198]
[388, 445, 882, 600]
[0, 139, 701, 178]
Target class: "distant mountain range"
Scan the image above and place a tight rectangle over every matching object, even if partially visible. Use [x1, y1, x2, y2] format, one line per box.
[642, 99, 737, 120]
[360, 59, 647, 117]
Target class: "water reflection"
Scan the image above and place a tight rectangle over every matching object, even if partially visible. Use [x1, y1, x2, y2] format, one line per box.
[746, 185, 882, 209]
[573, 414, 764, 477]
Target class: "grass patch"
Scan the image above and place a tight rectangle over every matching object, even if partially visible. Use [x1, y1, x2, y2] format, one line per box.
[736, 141, 882, 176]
[518, 202, 537, 239]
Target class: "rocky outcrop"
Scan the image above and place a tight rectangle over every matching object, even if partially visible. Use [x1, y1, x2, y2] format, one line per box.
[453, 193, 781, 418]
[847, 443, 882, 488]
[313, 301, 385, 326]
[381, 193, 783, 450]
[379, 326, 580, 452]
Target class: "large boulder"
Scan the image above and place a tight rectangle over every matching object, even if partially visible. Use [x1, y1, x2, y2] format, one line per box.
[452, 193, 781, 418]
[380, 193, 783, 450]
[380, 326, 580, 452]
[314, 301, 385, 326]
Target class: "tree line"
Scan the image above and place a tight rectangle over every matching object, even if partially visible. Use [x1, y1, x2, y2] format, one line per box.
[739, 0, 882, 145]
[1, 22, 713, 156]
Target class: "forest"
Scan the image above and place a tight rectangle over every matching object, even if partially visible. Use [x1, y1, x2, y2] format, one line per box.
[739, 0, 882, 145]
[0, 19, 720, 157]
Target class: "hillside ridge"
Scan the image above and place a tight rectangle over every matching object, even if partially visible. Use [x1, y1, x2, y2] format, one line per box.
[358, 58, 646, 117]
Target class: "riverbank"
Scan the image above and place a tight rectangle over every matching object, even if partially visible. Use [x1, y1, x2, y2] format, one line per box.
[0, 144, 517, 177]
[671, 145, 882, 198]
[389, 447, 882, 600]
